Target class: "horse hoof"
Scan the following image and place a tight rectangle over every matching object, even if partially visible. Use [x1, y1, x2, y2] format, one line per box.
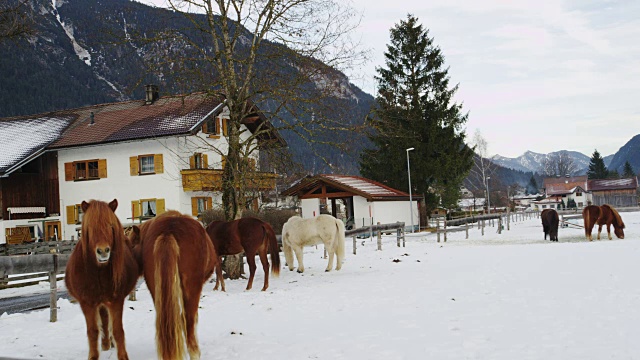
[297, 269, 303, 273]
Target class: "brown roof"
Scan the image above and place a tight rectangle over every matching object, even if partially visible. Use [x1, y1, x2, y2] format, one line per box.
[543, 176, 588, 196]
[588, 177, 638, 191]
[282, 174, 420, 201]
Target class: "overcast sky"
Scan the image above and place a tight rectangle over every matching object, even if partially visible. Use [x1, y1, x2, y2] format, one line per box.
[140, 0, 640, 158]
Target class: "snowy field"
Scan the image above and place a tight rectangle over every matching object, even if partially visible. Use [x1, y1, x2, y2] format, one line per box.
[2, 211, 640, 359]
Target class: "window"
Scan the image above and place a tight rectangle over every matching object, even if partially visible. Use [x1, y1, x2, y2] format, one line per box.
[542, 205, 547, 209]
[66, 204, 83, 224]
[140, 155, 155, 174]
[64, 159, 107, 181]
[578, 202, 584, 207]
[130, 154, 164, 175]
[202, 116, 227, 137]
[189, 153, 208, 169]
[576, 191, 582, 197]
[191, 197, 212, 216]
[131, 198, 165, 220]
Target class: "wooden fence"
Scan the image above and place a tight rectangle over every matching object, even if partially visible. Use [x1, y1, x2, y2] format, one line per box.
[434, 210, 540, 241]
[0, 254, 69, 322]
[0, 240, 77, 256]
[345, 222, 405, 254]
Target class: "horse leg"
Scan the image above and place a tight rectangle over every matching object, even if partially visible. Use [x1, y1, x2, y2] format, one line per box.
[257, 248, 270, 291]
[213, 255, 225, 292]
[245, 253, 257, 291]
[597, 224, 603, 240]
[108, 300, 130, 360]
[293, 246, 305, 273]
[606, 223, 613, 240]
[184, 288, 202, 360]
[99, 306, 112, 351]
[79, 303, 100, 360]
[325, 242, 335, 272]
[283, 241, 295, 271]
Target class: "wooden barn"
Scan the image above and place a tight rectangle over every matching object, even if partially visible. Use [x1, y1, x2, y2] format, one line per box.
[587, 177, 638, 207]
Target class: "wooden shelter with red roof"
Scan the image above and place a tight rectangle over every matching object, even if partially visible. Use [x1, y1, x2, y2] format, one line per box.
[281, 174, 420, 231]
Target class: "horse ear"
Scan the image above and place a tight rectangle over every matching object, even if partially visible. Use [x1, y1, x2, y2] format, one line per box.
[108, 199, 118, 212]
[81, 201, 90, 212]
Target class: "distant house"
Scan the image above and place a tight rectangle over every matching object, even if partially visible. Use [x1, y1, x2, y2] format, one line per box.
[0, 86, 284, 244]
[542, 175, 590, 209]
[512, 193, 542, 208]
[588, 177, 638, 207]
[281, 174, 420, 231]
[458, 197, 485, 212]
[531, 197, 563, 210]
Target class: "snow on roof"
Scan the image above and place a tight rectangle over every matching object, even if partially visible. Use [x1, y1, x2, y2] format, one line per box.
[588, 178, 638, 191]
[0, 116, 74, 174]
[324, 174, 403, 197]
[458, 198, 485, 207]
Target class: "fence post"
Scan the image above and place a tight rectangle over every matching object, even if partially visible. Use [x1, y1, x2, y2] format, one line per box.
[49, 254, 58, 323]
[482, 219, 485, 236]
[444, 215, 447, 242]
[397, 222, 401, 247]
[353, 236, 357, 255]
[507, 209, 510, 231]
[402, 226, 406, 247]
[465, 221, 469, 239]
[498, 216, 502, 234]
[376, 222, 382, 251]
[436, 217, 440, 243]
[369, 218, 374, 240]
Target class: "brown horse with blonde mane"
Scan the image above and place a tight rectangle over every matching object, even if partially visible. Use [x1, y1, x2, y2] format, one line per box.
[65, 199, 139, 360]
[206, 217, 280, 291]
[582, 204, 625, 241]
[129, 210, 217, 360]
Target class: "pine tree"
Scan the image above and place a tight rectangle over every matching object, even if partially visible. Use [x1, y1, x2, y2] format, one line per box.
[623, 161, 635, 178]
[526, 176, 538, 195]
[360, 15, 473, 211]
[587, 149, 609, 179]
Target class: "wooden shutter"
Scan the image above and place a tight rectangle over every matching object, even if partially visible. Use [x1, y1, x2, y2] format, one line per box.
[129, 156, 139, 176]
[222, 119, 228, 136]
[202, 154, 208, 169]
[154, 154, 164, 174]
[131, 200, 140, 221]
[98, 159, 107, 178]
[156, 199, 166, 215]
[221, 156, 226, 169]
[189, 155, 196, 169]
[202, 122, 208, 134]
[206, 197, 212, 210]
[248, 158, 256, 170]
[66, 205, 76, 224]
[191, 197, 199, 216]
[64, 162, 75, 181]
[216, 117, 221, 135]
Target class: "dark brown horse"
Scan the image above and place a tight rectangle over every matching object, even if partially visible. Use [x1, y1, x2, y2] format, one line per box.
[206, 217, 280, 291]
[65, 199, 139, 360]
[541, 208, 559, 241]
[583, 204, 625, 241]
[130, 210, 217, 360]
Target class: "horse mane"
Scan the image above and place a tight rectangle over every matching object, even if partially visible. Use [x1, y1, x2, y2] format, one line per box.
[81, 200, 128, 289]
[607, 205, 625, 229]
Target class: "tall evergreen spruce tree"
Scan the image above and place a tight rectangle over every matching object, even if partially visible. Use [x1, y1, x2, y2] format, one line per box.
[623, 161, 635, 178]
[526, 176, 539, 195]
[587, 149, 609, 179]
[360, 15, 473, 210]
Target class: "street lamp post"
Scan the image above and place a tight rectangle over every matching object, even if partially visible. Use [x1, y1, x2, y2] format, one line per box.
[406, 147, 415, 233]
[486, 176, 491, 214]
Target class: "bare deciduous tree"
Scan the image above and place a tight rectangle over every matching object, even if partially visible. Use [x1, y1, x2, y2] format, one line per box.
[148, 0, 367, 222]
[540, 151, 577, 177]
[466, 130, 498, 212]
[0, 0, 35, 42]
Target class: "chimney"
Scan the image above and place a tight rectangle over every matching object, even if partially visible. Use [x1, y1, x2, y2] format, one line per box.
[145, 84, 159, 104]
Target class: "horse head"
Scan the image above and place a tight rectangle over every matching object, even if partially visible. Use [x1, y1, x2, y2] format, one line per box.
[81, 199, 120, 266]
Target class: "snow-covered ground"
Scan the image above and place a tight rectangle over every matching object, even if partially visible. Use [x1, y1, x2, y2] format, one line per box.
[2, 212, 640, 359]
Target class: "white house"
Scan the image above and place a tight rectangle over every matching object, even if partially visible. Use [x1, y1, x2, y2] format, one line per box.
[0, 87, 284, 243]
[281, 174, 420, 232]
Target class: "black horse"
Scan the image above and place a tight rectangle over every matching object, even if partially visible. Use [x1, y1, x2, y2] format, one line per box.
[541, 208, 559, 241]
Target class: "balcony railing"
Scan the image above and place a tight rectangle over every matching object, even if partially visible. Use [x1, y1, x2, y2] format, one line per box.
[181, 169, 278, 192]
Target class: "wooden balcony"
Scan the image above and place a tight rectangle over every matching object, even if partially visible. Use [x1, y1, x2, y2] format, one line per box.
[181, 169, 278, 192]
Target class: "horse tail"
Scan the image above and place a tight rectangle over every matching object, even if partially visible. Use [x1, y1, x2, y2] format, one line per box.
[153, 234, 186, 360]
[335, 219, 346, 266]
[265, 224, 280, 277]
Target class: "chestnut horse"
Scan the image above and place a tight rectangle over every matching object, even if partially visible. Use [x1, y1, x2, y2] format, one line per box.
[205, 217, 281, 291]
[130, 210, 216, 360]
[541, 208, 559, 241]
[65, 199, 139, 360]
[583, 204, 625, 241]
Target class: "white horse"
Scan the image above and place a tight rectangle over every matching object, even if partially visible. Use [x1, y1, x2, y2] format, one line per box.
[281, 214, 346, 273]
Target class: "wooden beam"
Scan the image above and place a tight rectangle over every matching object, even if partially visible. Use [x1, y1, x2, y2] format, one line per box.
[300, 192, 354, 199]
